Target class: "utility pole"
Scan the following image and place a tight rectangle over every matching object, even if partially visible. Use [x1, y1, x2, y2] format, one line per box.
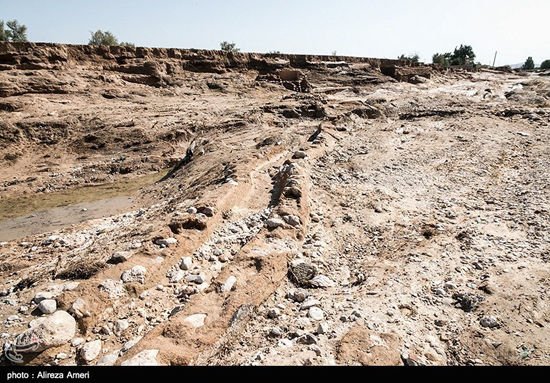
[492, 51, 498, 67]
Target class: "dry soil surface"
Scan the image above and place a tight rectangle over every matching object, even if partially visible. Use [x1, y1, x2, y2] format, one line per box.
[0, 43, 549, 366]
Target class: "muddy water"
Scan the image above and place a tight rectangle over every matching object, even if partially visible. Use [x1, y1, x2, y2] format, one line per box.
[0, 196, 134, 242]
[0, 171, 167, 242]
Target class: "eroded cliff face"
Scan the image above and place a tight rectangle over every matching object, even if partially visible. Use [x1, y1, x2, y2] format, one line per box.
[0, 42, 549, 367]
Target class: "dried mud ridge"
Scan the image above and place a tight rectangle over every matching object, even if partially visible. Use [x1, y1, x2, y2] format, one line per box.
[0, 43, 549, 366]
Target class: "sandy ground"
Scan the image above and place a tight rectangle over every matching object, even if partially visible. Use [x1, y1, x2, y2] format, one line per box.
[0, 43, 549, 366]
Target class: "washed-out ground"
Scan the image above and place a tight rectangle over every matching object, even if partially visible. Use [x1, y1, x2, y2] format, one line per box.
[0, 43, 549, 366]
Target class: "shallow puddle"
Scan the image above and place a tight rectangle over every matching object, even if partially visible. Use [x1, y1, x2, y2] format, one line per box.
[0, 171, 167, 242]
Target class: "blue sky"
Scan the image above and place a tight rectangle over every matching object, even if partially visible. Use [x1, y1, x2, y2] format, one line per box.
[2, 0, 549, 66]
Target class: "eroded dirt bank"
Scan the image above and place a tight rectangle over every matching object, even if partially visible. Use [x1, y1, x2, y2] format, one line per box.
[0, 42, 549, 366]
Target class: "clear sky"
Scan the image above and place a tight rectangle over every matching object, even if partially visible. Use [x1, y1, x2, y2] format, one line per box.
[2, 0, 549, 66]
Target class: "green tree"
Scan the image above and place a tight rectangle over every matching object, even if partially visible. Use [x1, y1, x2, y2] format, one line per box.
[0, 20, 28, 42]
[523, 57, 535, 70]
[449, 44, 476, 65]
[88, 30, 119, 46]
[220, 41, 240, 52]
[541, 60, 550, 70]
[120, 42, 135, 48]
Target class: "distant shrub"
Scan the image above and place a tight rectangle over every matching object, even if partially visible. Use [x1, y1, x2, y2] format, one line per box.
[541, 60, 550, 70]
[523, 57, 535, 70]
[0, 20, 28, 42]
[220, 41, 240, 52]
[432, 53, 451, 66]
[399, 53, 420, 63]
[120, 42, 135, 48]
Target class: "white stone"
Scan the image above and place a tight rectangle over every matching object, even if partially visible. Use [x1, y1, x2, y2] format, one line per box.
[309, 275, 336, 288]
[114, 320, 129, 334]
[80, 340, 102, 362]
[221, 276, 237, 292]
[180, 257, 193, 271]
[121, 350, 160, 366]
[309, 307, 324, 321]
[185, 273, 205, 284]
[38, 299, 57, 315]
[183, 314, 207, 328]
[155, 238, 178, 247]
[33, 292, 53, 304]
[122, 337, 142, 352]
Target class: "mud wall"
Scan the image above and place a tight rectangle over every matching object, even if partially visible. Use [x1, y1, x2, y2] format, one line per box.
[0, 42, 419, 73]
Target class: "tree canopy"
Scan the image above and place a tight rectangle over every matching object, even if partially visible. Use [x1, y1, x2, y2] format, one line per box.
[0, 20, 28, 42]
[432, 45, 476, 66]
[88, 30, 119, 46]
[523, 57, 535, 70]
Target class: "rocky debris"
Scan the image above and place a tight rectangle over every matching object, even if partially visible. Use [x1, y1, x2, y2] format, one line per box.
[121, 349, 160, 366]
[15, 311, 76, 353]
[351, 105, 384, 119]
[256, 69, 311, 93]
[452, 292, 484, 312]
[79, 340, 102, 363]
[98, 279, 126, 299]
[166, 268, 184, 283]
[121, 266, 147, 284]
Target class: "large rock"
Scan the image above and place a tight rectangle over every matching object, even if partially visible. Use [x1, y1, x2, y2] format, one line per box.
[15, 311, 76, 353]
